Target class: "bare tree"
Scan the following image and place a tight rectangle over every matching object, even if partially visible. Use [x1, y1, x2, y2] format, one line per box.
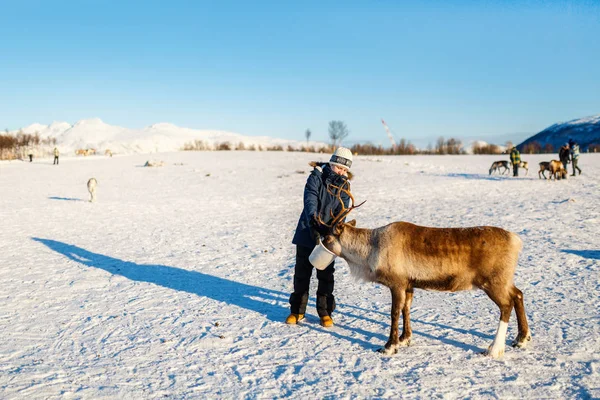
[328, 120, 349, 148]
[305, 129, 311, 145]
[436, 136, 446, 154]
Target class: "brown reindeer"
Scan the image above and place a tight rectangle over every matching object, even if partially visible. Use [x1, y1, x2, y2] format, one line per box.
[549, 160, 568, 180]
[538, 162, 550, 179]
[313, 183, 531, 358]
[540, 160, 567, 180]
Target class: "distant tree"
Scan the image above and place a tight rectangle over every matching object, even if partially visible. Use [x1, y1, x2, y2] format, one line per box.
[328, 121, 349, 148]
[543, 143, 554, 154]
[436, 136, 446, 154]
[522, 141, 542, 154]
[305, 129, 311, 145]
[446, 138, 462, 154]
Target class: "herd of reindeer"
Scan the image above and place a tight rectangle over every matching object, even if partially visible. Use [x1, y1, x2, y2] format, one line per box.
[489, 159, 569, 180]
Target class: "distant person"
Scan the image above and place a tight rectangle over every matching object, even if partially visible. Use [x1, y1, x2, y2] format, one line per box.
[53, 147, 59, 165]
[28, 154, 33, 162]
[286, 147, 353, 328]
[569, 140, 582, 176]
[510, 146, 521, 177]
[559, 143, 570, 170]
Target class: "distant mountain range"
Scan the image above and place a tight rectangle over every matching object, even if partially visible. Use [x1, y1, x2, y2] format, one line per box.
[10, 118, 326, 154]
[517, 114, 600, 151]
[9, 114, 600, 155]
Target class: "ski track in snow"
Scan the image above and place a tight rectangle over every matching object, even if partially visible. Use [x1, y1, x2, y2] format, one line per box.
[1, 152, 599, 399]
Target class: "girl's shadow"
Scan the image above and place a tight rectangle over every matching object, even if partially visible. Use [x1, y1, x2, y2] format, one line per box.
[32, 237, 287, 322]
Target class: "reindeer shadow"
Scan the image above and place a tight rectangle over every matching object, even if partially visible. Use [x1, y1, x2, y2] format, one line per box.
[561, 249, 600, 260]
[445, 173, 530, 181]
[32, 238, 492, 353]
[48, 196, 84, 202]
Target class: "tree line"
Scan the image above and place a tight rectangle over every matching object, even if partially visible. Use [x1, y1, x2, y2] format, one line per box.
[0, 130, 57, 160]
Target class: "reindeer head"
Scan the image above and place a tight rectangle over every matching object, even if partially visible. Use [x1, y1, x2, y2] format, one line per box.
[312, 181, 365, 255]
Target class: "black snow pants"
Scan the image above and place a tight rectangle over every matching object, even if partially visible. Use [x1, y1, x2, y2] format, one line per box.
[513, 163, 519, 177]
[289, 245, 336, 317]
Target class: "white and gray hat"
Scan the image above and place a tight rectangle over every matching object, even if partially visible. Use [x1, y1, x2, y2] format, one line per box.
[329, 147, 353, 170]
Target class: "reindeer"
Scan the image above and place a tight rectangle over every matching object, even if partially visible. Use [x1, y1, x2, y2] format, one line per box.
[549, 160, 567, 181]
[519, 161, 529, 175]
[87, 178, 97, 202]
[488, 160, 510, 175]
[313, 183, 531, 358]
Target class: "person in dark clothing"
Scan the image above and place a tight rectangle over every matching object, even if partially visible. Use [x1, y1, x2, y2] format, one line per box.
[510, 146, 521, 177]
[559, 143, 570, 170]
[287, 147, 353, 328]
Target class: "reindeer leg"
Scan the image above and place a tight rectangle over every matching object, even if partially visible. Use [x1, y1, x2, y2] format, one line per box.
[511, 286, 531, 348]
[484, 288, 514, 358]
[399, 289, 413, 346]
[378, 286, 406, 355]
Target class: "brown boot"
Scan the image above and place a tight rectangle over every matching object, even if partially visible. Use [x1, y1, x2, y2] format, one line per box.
[285, 313, 305, 324]
[320, 315, 334, 327]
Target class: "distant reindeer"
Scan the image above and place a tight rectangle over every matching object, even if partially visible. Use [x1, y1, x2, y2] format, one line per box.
[313, 182, 531, 358]
[519, 161, 529, 175]
[489, 160, 510, 175]
[538, 162, 551, 179]
[87, 178, 97, 202]
[540, 160, 567, 181]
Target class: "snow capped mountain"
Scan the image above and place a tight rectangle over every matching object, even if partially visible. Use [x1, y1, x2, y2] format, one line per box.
[518, 114, 600, 151]
[10, 119, 326, 154]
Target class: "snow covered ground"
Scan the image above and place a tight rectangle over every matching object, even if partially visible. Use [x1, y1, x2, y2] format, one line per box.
[1, 152, 599, 399]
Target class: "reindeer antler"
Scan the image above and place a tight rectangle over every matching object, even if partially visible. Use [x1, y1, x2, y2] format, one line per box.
[316, 180, 365, 230]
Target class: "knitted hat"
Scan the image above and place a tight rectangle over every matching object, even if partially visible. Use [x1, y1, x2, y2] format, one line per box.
[329, 147, 353, 170]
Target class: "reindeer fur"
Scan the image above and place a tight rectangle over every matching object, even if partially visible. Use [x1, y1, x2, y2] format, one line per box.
[320, 220, 531, 358]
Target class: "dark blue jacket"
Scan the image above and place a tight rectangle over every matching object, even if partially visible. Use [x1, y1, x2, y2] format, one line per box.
[292, 164, 350, 248]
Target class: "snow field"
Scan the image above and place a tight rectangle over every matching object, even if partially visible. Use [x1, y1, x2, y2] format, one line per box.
[1, 152, 599, 398]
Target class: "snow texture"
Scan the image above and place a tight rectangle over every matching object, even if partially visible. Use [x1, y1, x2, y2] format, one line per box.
[1, 152, 599, 399]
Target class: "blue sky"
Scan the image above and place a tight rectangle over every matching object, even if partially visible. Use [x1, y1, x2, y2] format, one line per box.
[1, 0, 599, 147]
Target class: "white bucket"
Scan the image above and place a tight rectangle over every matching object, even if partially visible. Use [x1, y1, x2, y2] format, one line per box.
[309, 238, 337, 270]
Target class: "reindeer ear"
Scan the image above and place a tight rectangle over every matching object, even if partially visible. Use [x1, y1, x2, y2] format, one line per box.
[347, 219, 357, 227]
[333, 224, 344, 236]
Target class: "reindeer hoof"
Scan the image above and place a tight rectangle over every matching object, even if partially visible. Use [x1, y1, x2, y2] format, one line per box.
[484, 346, 505, 359]
[377, 345, 399, 355]
[512, 334, 532, 348]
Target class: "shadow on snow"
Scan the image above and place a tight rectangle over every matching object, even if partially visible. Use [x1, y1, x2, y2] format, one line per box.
[32, 237, 489, 353]
[561, 249, 600, 260]
[445, 173, 531, 181]
[48, 196, 84, 202]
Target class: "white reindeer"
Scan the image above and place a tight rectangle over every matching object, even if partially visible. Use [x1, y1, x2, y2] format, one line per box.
[313, 183, 531, 358]
[87, 178, 97, 202]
